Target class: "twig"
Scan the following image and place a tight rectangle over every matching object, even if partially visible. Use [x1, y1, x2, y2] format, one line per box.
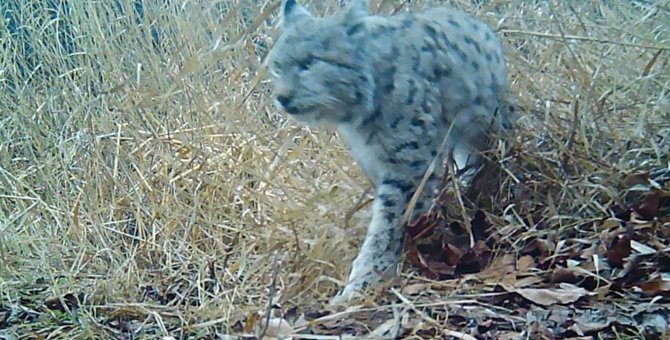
[259, 251, 280, 339]
[500, 29, 669, 51]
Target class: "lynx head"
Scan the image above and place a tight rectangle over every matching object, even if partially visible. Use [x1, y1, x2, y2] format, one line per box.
[268, 0, 374, 126]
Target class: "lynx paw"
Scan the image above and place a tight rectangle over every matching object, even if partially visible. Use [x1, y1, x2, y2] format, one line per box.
[329, 255, 397, 306]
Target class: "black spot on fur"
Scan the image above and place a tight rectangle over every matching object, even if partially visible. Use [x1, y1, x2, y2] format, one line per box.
[464, 36, 482, 54]
[405, 190, 417, 202]
[457, 49, 468, 61]
[394, 141, 419, 152]
[448, 19, 460, 28]
[390, 116, 403, 129]
[384, 212, 397, 224]
[414, 201, 425, 211]
[436, 67, 452, 79]
[406, 80, 417, 105]
[297, 56, 315, 71]
[450, 44, 468, 61]
[474, 96, 483, 105]
[424, 24, 437, 38]
[382, 178, 414, 193]
[491, 73, 498, 89]
[361, 107, 382, 127]
[327, 59, 357, 72]
[365, 130, 377, 145]
[355, 89, 363, 101]
[409, 160, 425, 168]
[410, 117, 425, 127]
[471, 61, 480, 70]
[346, 23, 365, 36]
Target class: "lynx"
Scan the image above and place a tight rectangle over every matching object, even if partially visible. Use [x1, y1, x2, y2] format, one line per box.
[267, 0, 512, 302]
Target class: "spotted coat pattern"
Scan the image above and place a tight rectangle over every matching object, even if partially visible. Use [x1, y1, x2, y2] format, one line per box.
[268, 0, 513, 302]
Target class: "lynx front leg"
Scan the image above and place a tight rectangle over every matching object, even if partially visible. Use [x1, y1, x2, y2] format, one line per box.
[333, 179, 410, 303]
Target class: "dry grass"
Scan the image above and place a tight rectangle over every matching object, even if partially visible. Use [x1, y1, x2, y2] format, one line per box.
[1, 0, 668, 338]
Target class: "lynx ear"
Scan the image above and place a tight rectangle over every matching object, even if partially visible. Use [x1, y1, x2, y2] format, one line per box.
[282, 0, 311, 27]
[343, 0, 368, 20]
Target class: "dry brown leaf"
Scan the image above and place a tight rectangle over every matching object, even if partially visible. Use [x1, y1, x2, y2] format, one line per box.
[243, 312, 257, 334]
[514, 276, 545, 288]
[496, 332, 524, 340]
[635, 189, 666, 220]
[638, 277, 670, 295]
[478, 253, 516, 280]
[470, 210, 491, 242]
[505, 284, 588, 306]
[607, 234, 631, 268]
[521, 238, 552, 261]
[517, 255, 535, 272]
[401, 283, 431, 295]
[455, 241, 492, 274]
[551, 267, 579, 284]
[44, 293, 80, 312]
[443, 242, 464, 267]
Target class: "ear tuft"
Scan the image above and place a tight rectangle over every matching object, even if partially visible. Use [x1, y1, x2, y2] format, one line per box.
[283, 0, 311, 26]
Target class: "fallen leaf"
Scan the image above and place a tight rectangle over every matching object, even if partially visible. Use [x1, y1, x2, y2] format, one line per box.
[470, 210, 491, 242]
[634, 189, 664, 220]
[263, 317, 294, 338]
[514, 276, 545, 288]
[630, 240, 657, 255]
[639, 312, 669, 338]
[505, 284, 588, 306]
[442, 242, 464, 267]
[521, 238, 552, 261]
[571, 304, 636, 336]
[496, 332, 524, 340]
[243, 312, 257, 334]
[637, 277, 670, 295]
[551, 267, 579, 284]
[607, 234, 631, 268]
[455, 241, 491, 274]
[44, 293, 80, 312]
[401, 283, 431, 296]
[517, 255, 535, 272]
[478, 254, 516, 280]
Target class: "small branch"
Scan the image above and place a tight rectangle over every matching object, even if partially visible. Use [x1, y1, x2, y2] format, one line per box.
[500, 29, 669, 51]
[259, 251, 280, 339]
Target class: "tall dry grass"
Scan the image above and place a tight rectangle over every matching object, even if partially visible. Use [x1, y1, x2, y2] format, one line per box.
[1, 0, 668, 338]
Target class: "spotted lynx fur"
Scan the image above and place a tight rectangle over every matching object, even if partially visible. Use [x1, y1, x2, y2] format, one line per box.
[268, 0, 512, 302]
